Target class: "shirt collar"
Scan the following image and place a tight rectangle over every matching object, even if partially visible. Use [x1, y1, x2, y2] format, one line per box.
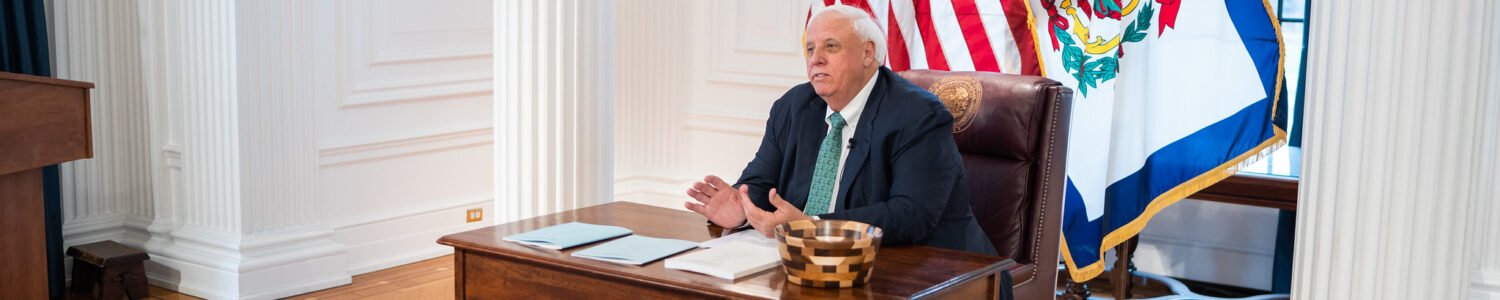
[826, 69, 880, 126]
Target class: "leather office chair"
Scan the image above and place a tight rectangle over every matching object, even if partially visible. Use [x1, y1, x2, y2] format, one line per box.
[898, 70, 1073, 300]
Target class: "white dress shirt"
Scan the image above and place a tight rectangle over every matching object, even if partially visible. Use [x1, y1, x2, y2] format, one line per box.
[816, 70, 880, 215]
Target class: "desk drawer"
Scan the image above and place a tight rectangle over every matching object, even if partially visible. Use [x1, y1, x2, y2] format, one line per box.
[458, 250, 729, 300]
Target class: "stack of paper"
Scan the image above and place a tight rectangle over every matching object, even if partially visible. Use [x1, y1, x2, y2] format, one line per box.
[697, 229, 779, 249]
[666, 240, 781, 280]
[502, 222, 633, 250]
[571, 235, 699, 265]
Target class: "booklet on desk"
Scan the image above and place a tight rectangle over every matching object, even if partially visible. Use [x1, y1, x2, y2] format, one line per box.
[697, 229, 778, 249]
[666, 240, 781, 280]
[502, 222, 633, 250]
[570, 235, 699, 265]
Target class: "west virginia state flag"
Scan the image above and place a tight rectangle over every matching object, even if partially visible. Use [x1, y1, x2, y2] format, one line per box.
[1029, 0, 1286, 281]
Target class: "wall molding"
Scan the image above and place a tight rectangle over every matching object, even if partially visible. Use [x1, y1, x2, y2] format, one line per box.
[372, 47, 490, 66]
[705, 72, 806, 89]
[701, 1, 806, 89]
[1476, 270, 1500, 288]
[1478, 267, 1500, 297]
[335, 0, 493, 109]
[318, 122, 493, 167]
[684, 112, 765, 137]
[1476, 270, 1500, 299]
[614, 173, 693, 209]
[341, 75, 493, 108]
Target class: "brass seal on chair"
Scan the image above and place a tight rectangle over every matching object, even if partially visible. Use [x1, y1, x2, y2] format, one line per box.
[927, 77, 982, 133]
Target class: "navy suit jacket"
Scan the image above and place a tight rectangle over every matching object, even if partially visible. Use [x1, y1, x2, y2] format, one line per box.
[736, 66, 996, 254]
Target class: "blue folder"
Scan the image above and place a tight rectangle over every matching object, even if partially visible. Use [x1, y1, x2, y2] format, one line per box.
[571, 235, 699, 265]
[502, 222, 633, 250]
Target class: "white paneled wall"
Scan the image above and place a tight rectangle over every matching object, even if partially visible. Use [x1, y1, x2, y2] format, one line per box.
[48, 0, 495, 298]
[609, 0, 811, 209]
[1292, 0, 1499, 299]
[318, 0, 495, 276]
[681, 0, 809, 187]
[1132, 199, 1280, 290]
[613, 0, 689, 207]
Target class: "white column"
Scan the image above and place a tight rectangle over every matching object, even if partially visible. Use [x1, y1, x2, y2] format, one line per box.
[1472, 6, 1500, 298]
[49, 0, 155, 247]
[133, 1, 348, 299]
[230, 0, 348, 298]
[1291, 0, 1498, 299]
[495, 0, 616, 223]
[136, 1, 246, 298]
[613, 0, 690, 207]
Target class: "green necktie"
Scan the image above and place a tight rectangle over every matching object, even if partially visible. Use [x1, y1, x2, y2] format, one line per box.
[804, 112, 846, 216]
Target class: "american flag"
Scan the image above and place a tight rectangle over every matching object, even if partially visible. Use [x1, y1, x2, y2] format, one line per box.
[806, 0, 1041, 75]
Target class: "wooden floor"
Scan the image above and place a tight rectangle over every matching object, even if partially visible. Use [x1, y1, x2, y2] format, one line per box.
[144, 256, 454, 300]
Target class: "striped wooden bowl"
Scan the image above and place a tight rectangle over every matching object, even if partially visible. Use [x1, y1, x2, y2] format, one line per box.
[774, 219, 883, 288]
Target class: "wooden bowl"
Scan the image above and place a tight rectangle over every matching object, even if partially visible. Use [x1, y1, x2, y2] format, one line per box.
[774, 219, 883, 288]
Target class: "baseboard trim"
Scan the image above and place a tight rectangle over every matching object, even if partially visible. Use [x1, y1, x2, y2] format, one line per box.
[348, 246, 454, 276]
[146, 255, 235, 300]
[342, 219, 487, 275]
[332, 194, 491, 276]
[61, 214, 127, 237]
[142, 225, 350, 300]
[145, 252, 351, 300]
[1138, 232, 1277, 257]
[1475, 269, 1500, 299]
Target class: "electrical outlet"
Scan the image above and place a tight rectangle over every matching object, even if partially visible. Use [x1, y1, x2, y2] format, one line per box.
[466, 208, 483, 223]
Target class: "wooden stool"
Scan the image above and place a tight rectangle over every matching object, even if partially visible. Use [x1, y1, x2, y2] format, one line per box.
[66, 241, 150, 300]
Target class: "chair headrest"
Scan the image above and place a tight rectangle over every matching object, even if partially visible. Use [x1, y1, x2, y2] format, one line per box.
[898, 70, 1063, 161]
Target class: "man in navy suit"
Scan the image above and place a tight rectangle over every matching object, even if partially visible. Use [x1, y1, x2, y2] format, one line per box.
[685, 4, 995, 255]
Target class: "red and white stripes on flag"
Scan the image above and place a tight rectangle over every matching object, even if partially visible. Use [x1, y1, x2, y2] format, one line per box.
[807, 0, 1041, 75]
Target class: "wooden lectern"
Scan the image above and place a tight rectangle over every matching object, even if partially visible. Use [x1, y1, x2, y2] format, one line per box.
[0, 71, 94, 299]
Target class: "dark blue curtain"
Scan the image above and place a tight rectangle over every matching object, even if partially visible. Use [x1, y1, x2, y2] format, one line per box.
[1, 0, 66, 297]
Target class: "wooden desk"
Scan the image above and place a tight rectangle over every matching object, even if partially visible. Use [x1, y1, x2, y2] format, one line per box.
[438, 202, 1016, 299]
[1190, 173, 1299, 211]
[1, 71, 94, 299]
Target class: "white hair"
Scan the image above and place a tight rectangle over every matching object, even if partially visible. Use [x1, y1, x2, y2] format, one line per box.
[809, 4, 886, 65]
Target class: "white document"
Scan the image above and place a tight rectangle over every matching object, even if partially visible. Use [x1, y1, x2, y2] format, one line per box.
[698, 229, 779, 249]
[665, 241, 781, 280]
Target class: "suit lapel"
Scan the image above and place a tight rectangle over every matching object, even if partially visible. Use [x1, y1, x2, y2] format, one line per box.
[836, 69, 885, 208]
[793, 96, 828, 209]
